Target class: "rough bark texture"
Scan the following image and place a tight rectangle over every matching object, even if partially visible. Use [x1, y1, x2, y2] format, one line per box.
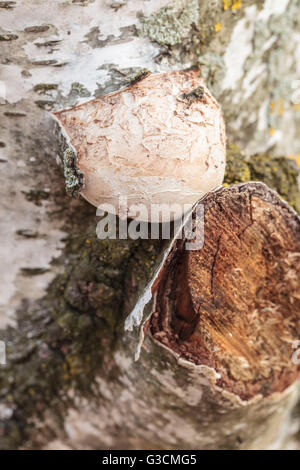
[0, 0, 300, 450]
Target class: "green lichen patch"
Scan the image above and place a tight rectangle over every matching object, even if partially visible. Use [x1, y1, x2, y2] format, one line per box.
[225, 143, 300, 212]
[63, 148, 84, 198]
[140, 0, 227, 68]
[248, 153, 300, 213]
[224, 143, 251, 185]
[69, 82, 91, 99]
[58, 82, 91, 108]
[126, 68, 151, 86]
[141, 0, 199, 47]
[53, 120, 84, 198]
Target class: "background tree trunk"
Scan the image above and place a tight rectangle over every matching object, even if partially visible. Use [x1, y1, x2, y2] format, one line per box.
[0, 0, 300, 450]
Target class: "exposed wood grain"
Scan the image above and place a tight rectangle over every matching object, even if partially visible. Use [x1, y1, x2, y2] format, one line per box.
[151, 183, 300, 400]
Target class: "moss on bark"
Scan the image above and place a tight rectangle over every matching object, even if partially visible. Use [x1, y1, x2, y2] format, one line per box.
[0, 146, 299, 449]
[0, 199, 164, 449]
[225, 143, 300, 212]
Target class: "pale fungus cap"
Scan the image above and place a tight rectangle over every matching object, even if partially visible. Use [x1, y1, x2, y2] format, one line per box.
[53, 69, 226, 222]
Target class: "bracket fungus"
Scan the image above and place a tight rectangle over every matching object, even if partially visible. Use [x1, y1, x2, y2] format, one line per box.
[53, 69, 226, 221]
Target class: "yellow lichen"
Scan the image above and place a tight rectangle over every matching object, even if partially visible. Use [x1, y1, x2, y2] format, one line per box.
[278, 100, 284, 116]
[269, 127, 275, 136]
[215, 23, 222, 32]
[223, 0, 231, 10]
[232, 0, 242, 10]
[287, 154, 300, 166]
[223, 0, 242, 11]
[270, 99, 285, 116]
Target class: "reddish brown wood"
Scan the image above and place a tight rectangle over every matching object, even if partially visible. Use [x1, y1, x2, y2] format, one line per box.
[151, 183, 300, 400]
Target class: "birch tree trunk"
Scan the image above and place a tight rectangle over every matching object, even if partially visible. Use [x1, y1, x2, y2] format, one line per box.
[0, 0, 300, 450]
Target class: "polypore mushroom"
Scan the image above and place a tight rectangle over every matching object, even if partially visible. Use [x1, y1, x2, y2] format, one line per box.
[53, 69, 226, 221]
